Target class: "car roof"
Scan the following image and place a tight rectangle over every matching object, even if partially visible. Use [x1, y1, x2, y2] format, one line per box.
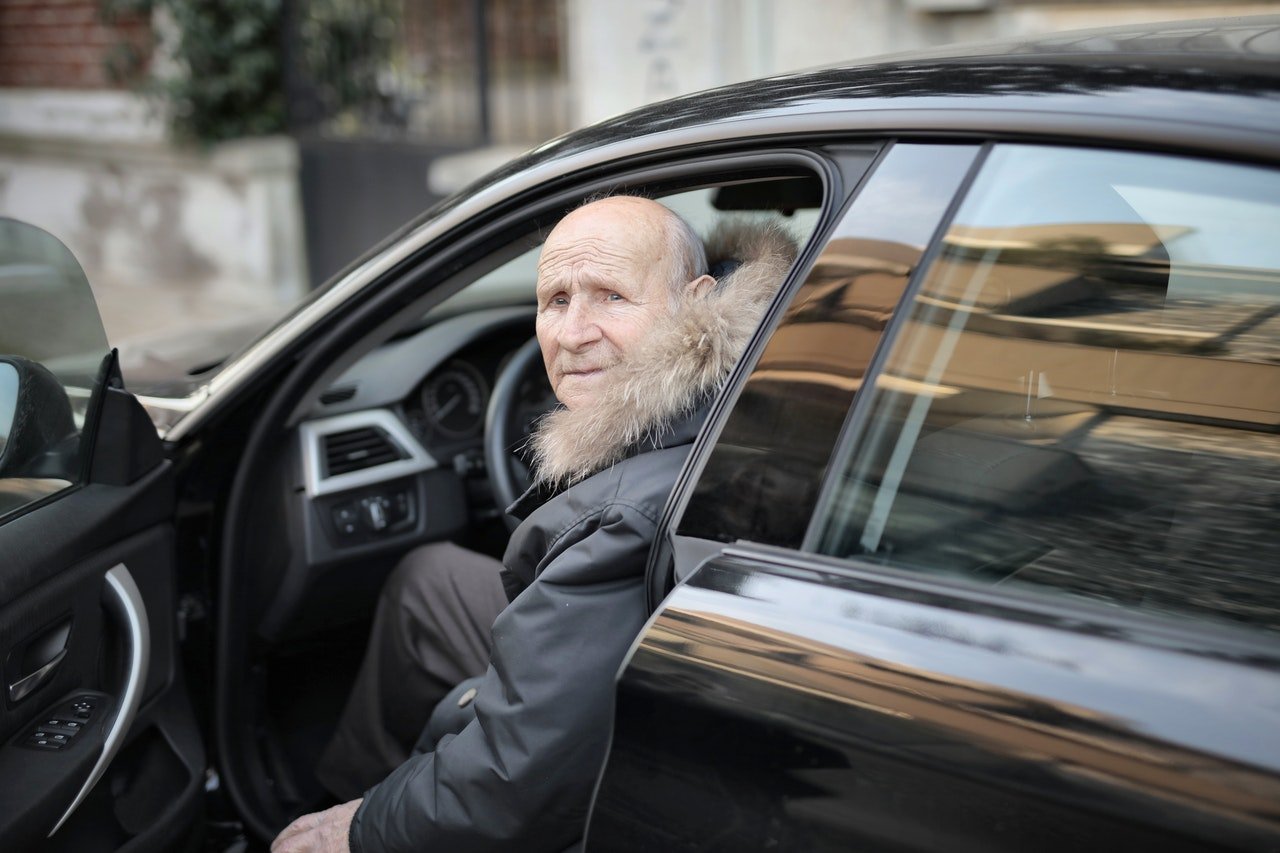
[166, 16, 1280, 442]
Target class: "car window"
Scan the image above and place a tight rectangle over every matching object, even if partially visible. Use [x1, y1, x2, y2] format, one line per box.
[426, 186, 824, 319]
[809, 145, 1280, 634]
[0, 218, 111, 519]
[678, 144, 980, 550]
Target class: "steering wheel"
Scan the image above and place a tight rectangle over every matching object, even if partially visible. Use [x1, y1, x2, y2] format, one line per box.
[484, 336, 554, 529]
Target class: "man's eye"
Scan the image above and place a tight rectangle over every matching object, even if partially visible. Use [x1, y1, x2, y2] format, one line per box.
[551, 296, 569, 306]
[606, 293, 624, 301]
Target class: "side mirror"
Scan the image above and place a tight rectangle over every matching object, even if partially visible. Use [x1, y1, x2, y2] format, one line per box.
[0, 355, 75, 478]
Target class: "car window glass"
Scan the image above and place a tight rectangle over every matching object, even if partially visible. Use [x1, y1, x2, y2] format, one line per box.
[810, 145, 1280, 634]
[679, 144, 980, 550]
[427, 186, 824, 320]
[0, 218, 110, 519]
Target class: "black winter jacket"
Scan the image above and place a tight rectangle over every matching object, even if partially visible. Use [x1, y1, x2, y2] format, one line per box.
[349, 414, 703, 853]
[348, 219, 796, 852]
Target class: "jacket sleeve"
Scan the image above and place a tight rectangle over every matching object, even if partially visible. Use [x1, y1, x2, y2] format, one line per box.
[349, 499, 659, 853]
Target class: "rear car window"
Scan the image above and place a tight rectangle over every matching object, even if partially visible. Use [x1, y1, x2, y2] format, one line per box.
[810, 144, 1280, 633]
[679, 144, 980, 549]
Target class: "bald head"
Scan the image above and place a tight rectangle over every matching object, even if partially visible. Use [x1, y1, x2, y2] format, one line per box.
[534, 197, 714, 409]
[549, 197, 705, 293]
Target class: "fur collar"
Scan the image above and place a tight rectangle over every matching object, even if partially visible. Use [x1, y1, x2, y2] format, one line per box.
[529, 219, 799, 488]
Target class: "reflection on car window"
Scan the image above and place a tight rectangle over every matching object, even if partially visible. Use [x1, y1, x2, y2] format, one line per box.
[680, 144, 979, 550]
[0, 218, 111, 519]
[811, 145, 1280, 633]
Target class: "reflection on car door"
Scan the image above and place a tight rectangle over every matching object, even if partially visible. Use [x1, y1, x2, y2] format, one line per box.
[0, 219, 203, 852]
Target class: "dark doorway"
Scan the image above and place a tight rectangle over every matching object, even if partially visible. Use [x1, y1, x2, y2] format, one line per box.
[283, 0, 570, 285]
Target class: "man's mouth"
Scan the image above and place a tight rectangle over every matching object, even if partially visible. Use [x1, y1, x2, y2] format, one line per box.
[560, 365, 608, 378]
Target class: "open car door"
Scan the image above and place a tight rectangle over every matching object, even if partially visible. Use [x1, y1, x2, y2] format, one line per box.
[0, 219, 203, 851]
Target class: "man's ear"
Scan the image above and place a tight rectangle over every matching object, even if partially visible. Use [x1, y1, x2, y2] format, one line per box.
[688, 274, 716, 299]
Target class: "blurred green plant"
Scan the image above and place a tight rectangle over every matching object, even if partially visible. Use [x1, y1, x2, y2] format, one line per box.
[300, 0, 397, 132]
[100, 0, 401, 143]
[100, 0, 285, 144]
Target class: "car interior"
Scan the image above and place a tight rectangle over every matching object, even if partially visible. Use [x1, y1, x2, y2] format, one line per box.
[202, 167, 828, 835]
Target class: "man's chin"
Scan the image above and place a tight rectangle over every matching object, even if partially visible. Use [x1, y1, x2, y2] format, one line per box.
[556, 371, 607, 409]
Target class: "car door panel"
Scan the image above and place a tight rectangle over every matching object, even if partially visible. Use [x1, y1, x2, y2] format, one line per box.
[592, 550, 1280, 851]
[0, 220, 201, 851]
[0, 415, 202, 851]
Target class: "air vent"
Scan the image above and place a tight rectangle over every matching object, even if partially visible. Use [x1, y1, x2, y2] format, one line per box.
[322, 427, 406, 476]
[320, 385, 358, 405]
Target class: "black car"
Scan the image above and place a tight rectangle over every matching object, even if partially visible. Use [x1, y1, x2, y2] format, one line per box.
[1, 15, 1278, 852]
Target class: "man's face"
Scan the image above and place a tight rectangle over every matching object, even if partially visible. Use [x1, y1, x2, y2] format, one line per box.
[535, 198, 682, 410]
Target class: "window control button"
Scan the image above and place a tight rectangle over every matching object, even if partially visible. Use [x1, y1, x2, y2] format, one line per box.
[28, 736, 65, 751]
[42, 719, 83, 735]
[33, 731, 71, 744]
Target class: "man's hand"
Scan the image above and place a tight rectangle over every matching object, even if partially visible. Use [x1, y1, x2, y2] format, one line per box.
[271, 798, 363, 853]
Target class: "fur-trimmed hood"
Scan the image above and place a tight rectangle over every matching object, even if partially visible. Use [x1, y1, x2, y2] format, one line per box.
[529, 219, 799, 488]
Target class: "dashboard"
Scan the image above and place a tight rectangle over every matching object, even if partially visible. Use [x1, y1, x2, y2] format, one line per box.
[299, 305, 547, 493]
[261, 306, 552, 640]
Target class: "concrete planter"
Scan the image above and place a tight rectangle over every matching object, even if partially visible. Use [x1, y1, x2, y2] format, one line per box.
[0, 90, 307, 348]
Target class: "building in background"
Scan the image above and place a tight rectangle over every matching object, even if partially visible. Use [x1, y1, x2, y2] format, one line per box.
[0, 0, 1276, 354]
[564, 0, 1280, 126]
[287, 0, 572, 286]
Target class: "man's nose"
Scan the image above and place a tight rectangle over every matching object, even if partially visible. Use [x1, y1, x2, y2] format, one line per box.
[558, 300, 602, 349]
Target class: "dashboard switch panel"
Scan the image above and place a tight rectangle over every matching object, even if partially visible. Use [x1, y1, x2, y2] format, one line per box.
[323, 480, 418, 547]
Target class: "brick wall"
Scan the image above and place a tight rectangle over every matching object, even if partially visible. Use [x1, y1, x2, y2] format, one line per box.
[0, 0, 150, 89]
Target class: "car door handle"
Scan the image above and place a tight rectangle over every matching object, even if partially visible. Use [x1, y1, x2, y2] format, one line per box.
[7, 647, 67, 704]
[48, 564, 150, 837]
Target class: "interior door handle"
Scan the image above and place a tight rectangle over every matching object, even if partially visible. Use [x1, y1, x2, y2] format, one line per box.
[48, 564, 150, 837]
[7, 647, 67, 704]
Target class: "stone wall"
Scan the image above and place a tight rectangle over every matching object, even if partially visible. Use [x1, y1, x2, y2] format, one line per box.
[0, 117, 307, 340]
[0, 96, 308, 349]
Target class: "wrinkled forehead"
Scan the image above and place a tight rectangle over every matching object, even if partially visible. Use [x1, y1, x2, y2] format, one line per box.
[536, 235, 643, 284]
[536, 200, 672, 282]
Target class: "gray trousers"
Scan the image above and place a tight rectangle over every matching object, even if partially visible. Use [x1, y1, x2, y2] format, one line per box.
[315, 541, 509, 801]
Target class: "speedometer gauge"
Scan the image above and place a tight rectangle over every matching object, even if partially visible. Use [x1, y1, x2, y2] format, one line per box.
[421, 361, 488, 439]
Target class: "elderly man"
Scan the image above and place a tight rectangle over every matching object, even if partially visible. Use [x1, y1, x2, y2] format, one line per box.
[273, 196, 795, 853]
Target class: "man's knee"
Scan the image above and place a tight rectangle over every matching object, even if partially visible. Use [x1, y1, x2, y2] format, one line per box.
[382, 541, 465, 604]
[380, 541, 503, 618]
